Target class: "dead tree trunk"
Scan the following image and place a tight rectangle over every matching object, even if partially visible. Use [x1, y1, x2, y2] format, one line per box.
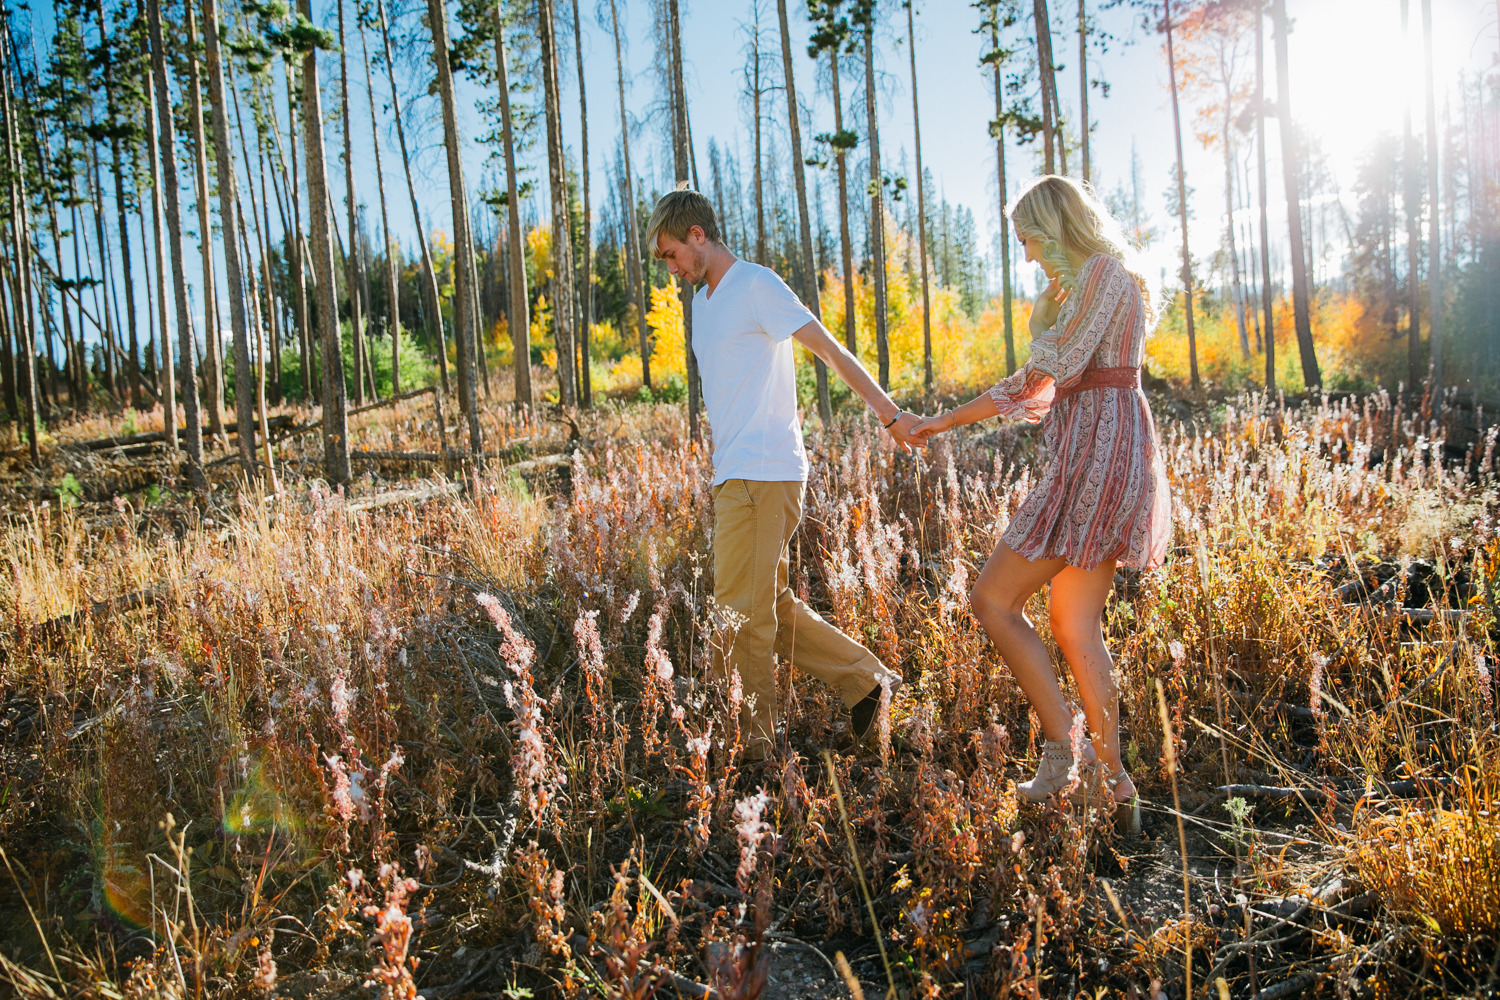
[539, 0, 577, 409]
[906, 0, 932, 395]
[1271, 0, 1320, 388]
[862, 8, 890, 389]
[185, 5, 227, 444]
[148, 0, 205, 487]
[359, 11, 400, 396]
[495, 3, 531, 408]
[987, 9, 1015, 375]
[202, 0, 257, 473]
[1164, 0, 1200, 390]
[141, 0, 176, 446]
[377, 0, 448, 396]
[608, 0, 649, 391]
[775, 0, 830, 424]
[572, 0, 592, 408]
[298, 0, 352, 485]
[427, 0, 483, 453]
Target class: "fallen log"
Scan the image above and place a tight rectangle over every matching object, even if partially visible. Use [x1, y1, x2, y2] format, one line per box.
[30, 583, 170, 637]
[63, 414, 295, 452]
[346, 481, 463, 514]
[275, 386, 438, 442]
[1217, 776, 1455, 804]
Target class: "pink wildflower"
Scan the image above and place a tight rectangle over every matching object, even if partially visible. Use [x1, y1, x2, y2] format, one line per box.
[1309, 653, 1327, 721]
[325, 754, 355, 823]
[733, 790, 773, 890]
[1478, 656, 1493, 720]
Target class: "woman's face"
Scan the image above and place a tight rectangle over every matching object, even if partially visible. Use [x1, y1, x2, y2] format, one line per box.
[1017, 229, 1055, 277]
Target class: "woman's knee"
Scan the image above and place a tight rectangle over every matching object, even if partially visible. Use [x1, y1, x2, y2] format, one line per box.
[1049, 609, 1103, 656]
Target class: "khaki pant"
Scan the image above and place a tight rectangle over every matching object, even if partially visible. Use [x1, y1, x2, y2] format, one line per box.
[711, 479, 898, 758]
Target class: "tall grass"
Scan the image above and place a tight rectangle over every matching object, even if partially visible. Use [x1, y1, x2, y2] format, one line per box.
[0, 389, 1496, 997]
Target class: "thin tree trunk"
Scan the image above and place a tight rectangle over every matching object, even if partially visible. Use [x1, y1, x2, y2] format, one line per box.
[377, 0, 448, 396]
[186, 5, 227, 444]
[427, 0, 483, 453]
[1255, 3, 1274, 391]
[202, 0, 256, 473]
[1164, 0, 1199, 390]
[864, 11, 890, 389]
[338, 0, 367, 407]
[1, 56, 39, 462]
[831, 45, 857, 357]
[283, 62, 314, 399]
[668, 0, 701, 434]
[148, 0, 204, 486]
[752, 14, 766, 266]
[775, 0, 831, 425]
[1271, 0, 1320, 388]
[94, 0, 142, 408]
[989, 12, 1015, 375]
[496, 2, 531, 408]
[1221, 60, 1249, 360]
[906, 0, 932, 396]
[141, 0, 175, 444]
[539, 0, 577, 411]
[1034, 0, 1057, 174]
[1421, 0, 1441, 389]
[359, 10, 400, 396]
[0, 242, 15, 422]
[465, 184, 488, 400]
[237, 196, 279, 489]
[235, 77, 283, 403]
[299, 0, 352, 485]
[1401, 0, 1422, 389]
[572, 0, 592, 408]
[35, 132, 81, 411]
[608, 0, 649, 390]
[84, 138, 117, 402]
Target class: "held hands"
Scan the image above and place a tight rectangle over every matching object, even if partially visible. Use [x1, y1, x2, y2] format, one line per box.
[908, 409, 957, 443]
[1029, 274, 1069, 335]
[884, 410, 928, 453]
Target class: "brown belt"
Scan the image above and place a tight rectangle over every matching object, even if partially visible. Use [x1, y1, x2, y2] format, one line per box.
[1052, 366, 1141, 403]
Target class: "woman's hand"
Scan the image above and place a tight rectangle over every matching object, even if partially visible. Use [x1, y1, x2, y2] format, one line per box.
[1028, 275, 1069, 335]
[909, 409, 957, 441]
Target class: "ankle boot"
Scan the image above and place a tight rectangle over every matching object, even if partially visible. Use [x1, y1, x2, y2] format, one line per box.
[1018, 739, 1096, 803]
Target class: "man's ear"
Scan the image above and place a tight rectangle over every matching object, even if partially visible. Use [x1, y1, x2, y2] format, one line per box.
[689, 225, 707, 245]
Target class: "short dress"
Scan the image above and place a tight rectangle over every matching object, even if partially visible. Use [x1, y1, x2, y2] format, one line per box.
[985, 254, 1171, 571]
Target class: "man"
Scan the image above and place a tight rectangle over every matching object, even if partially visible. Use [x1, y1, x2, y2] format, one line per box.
[646, 189, 924, 761]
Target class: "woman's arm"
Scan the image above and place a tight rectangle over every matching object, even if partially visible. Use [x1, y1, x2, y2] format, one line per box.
[910, 393, 1001, 439]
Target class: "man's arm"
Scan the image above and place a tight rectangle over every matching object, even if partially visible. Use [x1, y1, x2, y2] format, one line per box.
[790, 319, 925, 451]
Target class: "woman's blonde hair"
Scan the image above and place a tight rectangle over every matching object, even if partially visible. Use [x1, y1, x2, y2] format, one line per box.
[1009, 175, 1153, 323]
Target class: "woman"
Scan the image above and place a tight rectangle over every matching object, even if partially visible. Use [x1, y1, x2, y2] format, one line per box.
[911, 175, 1171, 806]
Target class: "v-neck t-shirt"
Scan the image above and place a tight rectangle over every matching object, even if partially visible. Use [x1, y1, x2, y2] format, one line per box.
[690, 260, 815, 486]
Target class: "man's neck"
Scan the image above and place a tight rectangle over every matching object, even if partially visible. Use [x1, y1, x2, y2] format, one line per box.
[702, 244, 739, 295]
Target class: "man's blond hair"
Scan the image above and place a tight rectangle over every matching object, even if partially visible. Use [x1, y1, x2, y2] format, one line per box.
[646, 189, 721, 258]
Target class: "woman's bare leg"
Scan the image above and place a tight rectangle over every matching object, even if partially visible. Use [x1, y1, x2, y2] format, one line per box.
[1049, 560, 1135, 798]
[968, 542, 1073, 742]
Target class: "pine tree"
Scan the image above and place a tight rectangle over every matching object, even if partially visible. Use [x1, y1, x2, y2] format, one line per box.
[1270, 0, 1319, 388]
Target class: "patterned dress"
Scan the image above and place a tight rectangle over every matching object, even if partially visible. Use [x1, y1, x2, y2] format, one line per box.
[986, 253, 1172, 571]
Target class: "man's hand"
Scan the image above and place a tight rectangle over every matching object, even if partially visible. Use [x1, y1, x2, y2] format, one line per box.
[885, 410, 927, 453]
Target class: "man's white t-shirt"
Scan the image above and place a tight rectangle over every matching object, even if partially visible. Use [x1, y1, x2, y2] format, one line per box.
[691, 260, 814, 486]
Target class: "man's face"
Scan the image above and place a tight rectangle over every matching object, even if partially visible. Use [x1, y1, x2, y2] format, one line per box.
[656, 227, 710, 285]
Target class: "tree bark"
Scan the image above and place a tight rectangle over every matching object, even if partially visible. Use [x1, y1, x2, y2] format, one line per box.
[1, 55, 39, 463]
[988, 10, 1015, 375]
[906, 0, 932, 396]
[298, 0, 352, 485]
[572, 0, 592, 408]
[495, 3, 531, 408]
[1219, 51, 1249, 360]
[1271, 0, 1320, 388]
[608, 0, 650, 391]
[1400, 1, 1422, 390]
[751, 10, 766, 266]
[337, 0, 368, 407]
[355, 11, 400, 397]
[1033, 0, 1057, 174]
[776, 0, 831, 425]
[202, 0, 257, 474]
[148, 0, 205, 486]
[668, 0, 701, 435]
[539, 0, 577, 410]
[141, 0, 176, 445]
[95, 0, 142, 408]
[427, 0, 483, 453]
[1421, 0, 1441, 389]
[1077, 0, 1088, 182]
[185, 5, 227, 444]
[1164, 0, 1199, 390]
[377, 0, 447, 397]
[862, 9, 890, 389]
[1255, 2, 1274, 391]
[831, 41, 857, 358]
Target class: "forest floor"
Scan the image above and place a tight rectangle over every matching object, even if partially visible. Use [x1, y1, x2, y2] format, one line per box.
[0, 383, 1497, 1000]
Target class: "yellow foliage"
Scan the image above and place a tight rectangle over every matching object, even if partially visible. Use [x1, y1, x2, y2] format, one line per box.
[647, 282, 686, 380]
[531, 294, 553, 353]
[528, 226, 553, 282]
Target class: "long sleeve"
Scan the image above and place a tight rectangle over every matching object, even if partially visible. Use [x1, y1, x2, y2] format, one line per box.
[985, 256, 1133, 422]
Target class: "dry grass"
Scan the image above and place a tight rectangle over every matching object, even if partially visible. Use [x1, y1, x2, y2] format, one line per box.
[0, 387, 1497, 999]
